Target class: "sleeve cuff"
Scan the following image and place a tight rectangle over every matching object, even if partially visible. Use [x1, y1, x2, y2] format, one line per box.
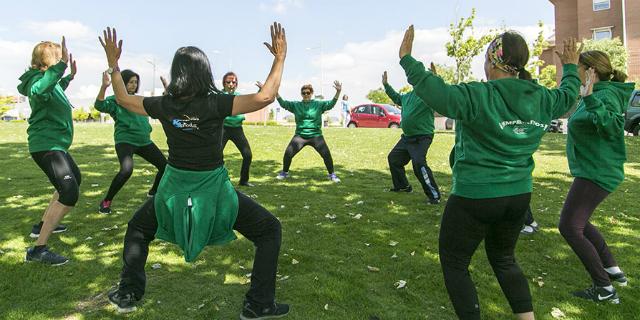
[562, 64, 578, 75]
[399, 55, 417, 70]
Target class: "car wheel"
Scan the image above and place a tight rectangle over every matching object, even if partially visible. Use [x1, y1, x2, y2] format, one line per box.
[389, 123, 400, 129]
[347, 122, 357, 128]
[633, 123, 640, 136]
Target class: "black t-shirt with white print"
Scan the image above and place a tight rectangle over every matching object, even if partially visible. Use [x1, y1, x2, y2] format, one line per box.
[143, 93, 235, 171]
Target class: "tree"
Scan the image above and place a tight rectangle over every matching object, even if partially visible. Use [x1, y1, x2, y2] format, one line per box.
[581, 38, 628, 73]
[88, 106, 101, 121]
[366, 85, 412, 105]
[538, 65, 557, 89]
[72, 108, 89, 121]
[433, 63, 456, 84]
[527, 21, 550, 78]
[0, 96, 16, 116]
[445, 8, 495, 83]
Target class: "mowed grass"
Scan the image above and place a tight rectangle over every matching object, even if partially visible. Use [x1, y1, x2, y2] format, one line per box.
[0, 122, 639, 320]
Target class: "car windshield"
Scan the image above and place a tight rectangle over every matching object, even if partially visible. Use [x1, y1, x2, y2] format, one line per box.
[383, 105, 401, 114]
[632, 93, 640, 107]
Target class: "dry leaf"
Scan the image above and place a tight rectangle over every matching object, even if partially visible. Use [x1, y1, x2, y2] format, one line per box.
[389, 241, 398, 247]
[152, 263, 162, 270]
[292, 259, 299, 265]
[410, 251, 415, 256]
[353, 214, 362, 219]
[324, 304, 329, 310]
[394, 280, 407, 289]
[98, 242, 104, 247]
[367, 266, 380, 272]
[325, 214, 336, 220]
[357, 200, 364, 205]
[391, 253, 398, 259]
[550, 307, 565, 318]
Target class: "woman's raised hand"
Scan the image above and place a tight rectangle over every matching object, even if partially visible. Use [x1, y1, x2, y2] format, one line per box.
[99, 27, 123, 67]
[264, 22, 287, 60]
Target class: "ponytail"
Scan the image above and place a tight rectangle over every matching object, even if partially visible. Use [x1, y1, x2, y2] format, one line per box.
[518, 68, 532, 81]
[611, 69, 628, 83]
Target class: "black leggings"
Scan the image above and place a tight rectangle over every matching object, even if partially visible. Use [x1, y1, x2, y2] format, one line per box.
[104, 143, 167, 201]
[282, 135, 334, 173]
[387, 134, 440, 201]
[222, 126, 253, 184]
[118, 191, 282, 307]
[559, 177, 617, 287]
[439, 193, 532, 319]
[31, 150, 82, 206]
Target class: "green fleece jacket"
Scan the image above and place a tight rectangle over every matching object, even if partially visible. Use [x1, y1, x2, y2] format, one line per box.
[222, 91, 245, 127]
[95, 95, 152, 146]
[17, 61, 74, 153]
[384, 83, 435, 136]
[400, 55, 581, 199]
[567, 81, 635, 192]
[277, 97, 337, 138]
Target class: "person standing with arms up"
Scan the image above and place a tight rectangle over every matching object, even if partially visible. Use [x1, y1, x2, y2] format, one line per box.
[221, 71, 254, 187]
[383, 70, 441, 204]
[399, 26, 581, 320]
[560, 50, 633, 304]
[100, 23, 290, 319]
[18, 37, 80, 266]
[96, 69, 167, 214]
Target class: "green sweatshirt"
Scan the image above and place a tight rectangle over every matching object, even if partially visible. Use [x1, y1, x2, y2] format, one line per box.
[222, 91, 245, 127]
[384, 83, 435, 136]
[277, 97, 337, 138]
[567, 81, 635, 192]
[400, 55, 581, 199]
[95, 95, 152, 146]
[17, 61, 74, 153]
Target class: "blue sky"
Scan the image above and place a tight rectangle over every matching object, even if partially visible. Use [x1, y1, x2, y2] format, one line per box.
[1, 0, 555, 111]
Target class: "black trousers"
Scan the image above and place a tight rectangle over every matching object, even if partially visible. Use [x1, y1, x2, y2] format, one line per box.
[104, 143, 167, 201]
[387, 134, 440, 201]
[439, 193, 533, 319]
[559, 177, 617, 287]
[222, 126, 253, 184]
[524, 206, 534, 225]
[282, 135, 334, 174]
[31, 150, 82, 206]
[117, 191, 282, 307]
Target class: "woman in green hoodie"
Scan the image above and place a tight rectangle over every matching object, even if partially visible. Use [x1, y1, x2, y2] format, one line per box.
[559, 50, 633, 303]
[18, 37, 79, 266]
[96, 69, 167, 214]
[399, 26, 581, 320]
[100, 24, 290, 319]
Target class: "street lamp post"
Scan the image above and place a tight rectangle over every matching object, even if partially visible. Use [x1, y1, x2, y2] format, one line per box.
[146, 58, 156, 96]
[306, 42, 324, 97]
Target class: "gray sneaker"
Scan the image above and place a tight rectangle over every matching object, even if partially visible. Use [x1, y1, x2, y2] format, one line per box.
[25, 247, 69, 266]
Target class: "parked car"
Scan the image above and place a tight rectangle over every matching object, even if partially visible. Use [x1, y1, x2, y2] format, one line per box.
[624, 90, 640, 135]
[547, 119, 563, 133]
[348, 104, 401, 128]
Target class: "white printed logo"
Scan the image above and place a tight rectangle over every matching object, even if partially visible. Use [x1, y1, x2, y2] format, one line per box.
[63, 175, 72, 180]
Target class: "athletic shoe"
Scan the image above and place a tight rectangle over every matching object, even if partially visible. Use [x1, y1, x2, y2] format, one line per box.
[25, 247, 69, 266]
[29, 224, 68, 238]
[99, 200, 112, 214]
[276, 172, 289, 180]
[571, 285, 619, 304]
[108, 288, 140, 314]
[520, 221, 539, 235]
[389, 185, 413, 193]
[328, 173, 341, 183]
[239, 301, 290, 320]
[608, 271, 628, 286]
[240, 182, 255, 187]
[427, 198, 441, 205]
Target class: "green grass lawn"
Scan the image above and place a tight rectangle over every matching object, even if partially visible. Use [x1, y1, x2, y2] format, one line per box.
[0, 122, 638, 320]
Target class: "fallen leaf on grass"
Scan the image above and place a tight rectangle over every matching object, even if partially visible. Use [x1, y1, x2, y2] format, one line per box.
[410, 251, 415, 256]
[98, 242, 104, 247]
[303, 205, 310, 209]
[101, 225, 119, 231]
[367, 266, 380, 272]
[391, 253, 398, 259]
[325, 214, 336, 220]
[291, 259, 299, 265]
[91, 184, 99, 187]
[357, 201, 364, 205]
[324, 304, 329, 310]
[85, 236, 92, 241]
[278, 275, 290, 281]
[389, 241, 398, 247]
[394, 280, 407, 289]
[353, 214, 362, 219]
[550, 307, 565, 318]
[152, 263, 162, 270]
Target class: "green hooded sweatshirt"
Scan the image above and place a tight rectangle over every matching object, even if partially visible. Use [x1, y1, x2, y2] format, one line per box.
[384, 83, 435, 136]
[400, 55, 581, 199]
[17, 61, 74, 153]
[567, 81, 635, 192]
[95, 95, 152, 146]
[277, 97, 337, 138]
[222, 91, 245, 127]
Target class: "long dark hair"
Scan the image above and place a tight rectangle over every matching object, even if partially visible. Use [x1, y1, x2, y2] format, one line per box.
[167, 46, 220, 98]
[501, 31, 532, 80]
[121, 69, 140, 94]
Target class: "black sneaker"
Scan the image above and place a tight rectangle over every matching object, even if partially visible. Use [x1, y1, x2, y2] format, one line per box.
[99, 200, 112, 214]
[572, 285, 620, 304]
[25, 247, 69, 266]
[108, 288, 140, 314]
[427, 198, 441, 205]
[608, 272, 628, 286]
[29, 224, 68, 238]
[389, 185, 413, 193]
[240, 301, 290, 320]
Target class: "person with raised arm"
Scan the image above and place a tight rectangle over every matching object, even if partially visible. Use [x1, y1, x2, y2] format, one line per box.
[18, 37, 79, 266]
[99, 23, 290, 319]
[399, 25, 581, 320]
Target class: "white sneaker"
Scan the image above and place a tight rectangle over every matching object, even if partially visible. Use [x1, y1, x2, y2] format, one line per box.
[328, 173, 341, 183]
[276, 171, 289, 180]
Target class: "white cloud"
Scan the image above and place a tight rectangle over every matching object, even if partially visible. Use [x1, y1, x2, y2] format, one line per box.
[24, 20, 94, 40]
[259, 0, 303, 14]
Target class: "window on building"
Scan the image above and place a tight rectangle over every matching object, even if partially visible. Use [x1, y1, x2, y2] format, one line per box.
[592, 27, 612, 40]
[593, 0, 610, 11]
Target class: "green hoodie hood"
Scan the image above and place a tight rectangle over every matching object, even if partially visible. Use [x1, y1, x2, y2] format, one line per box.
[593, 81, 635, 112]
[17, 68, 43, 96]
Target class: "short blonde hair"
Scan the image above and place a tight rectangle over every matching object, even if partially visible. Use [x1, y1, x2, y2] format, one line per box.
[31, 41, 61, 71]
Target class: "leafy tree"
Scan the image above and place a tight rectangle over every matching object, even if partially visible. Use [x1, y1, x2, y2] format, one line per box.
[581, 38, 628, 73]
[445, 8, 495, 83]
[538, 65, 557, 89]
[89, 106, 101, 121]
[527, 21, 550, 78]
[0, 96, 16, 116]
[72, 108, 89, 122]
[433, 63, 456, 84]
[367, 85, 412, 105]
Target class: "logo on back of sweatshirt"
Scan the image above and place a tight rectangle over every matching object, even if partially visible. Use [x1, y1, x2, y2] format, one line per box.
[172, 115, 200, 131]
[499, 119, 548, 134]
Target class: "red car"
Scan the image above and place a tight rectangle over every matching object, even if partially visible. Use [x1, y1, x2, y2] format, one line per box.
[348, 104, 401, 128]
